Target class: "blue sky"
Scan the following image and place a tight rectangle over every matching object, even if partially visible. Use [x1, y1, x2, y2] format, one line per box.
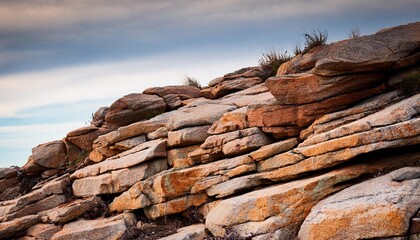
[1, 0, 419, 167]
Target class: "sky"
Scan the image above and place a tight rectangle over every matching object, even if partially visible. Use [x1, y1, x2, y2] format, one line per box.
[0, 0, 419, 168]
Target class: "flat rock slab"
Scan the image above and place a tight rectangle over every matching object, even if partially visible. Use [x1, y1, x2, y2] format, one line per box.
[71, 139, 167, 179]
[105, 93, 166, 126]
[51, 213, 136, 240]
[298, 167, 420, 240]
[0, 215, 40, 240]
[168, 103, 236, 131]
[46, 196, 102, 223]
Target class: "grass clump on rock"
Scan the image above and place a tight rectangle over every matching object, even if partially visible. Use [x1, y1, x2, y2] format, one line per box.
[258, 49, 292, 78]
[400, 70, 420, 96]
[303, 29, 328, 53]
[183, 75, 202, 89]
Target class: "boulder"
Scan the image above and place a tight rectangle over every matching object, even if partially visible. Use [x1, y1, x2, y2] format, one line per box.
[91, 106, 109, 127]
[220, 84, 274, 108]
[298, 167, 420, 240]
[51, 213, 136, 240]
[0, 167, 18, 179]
[105, 93, 166, 126]
[266, 72, 385, 105]
[0, 215, 40, 240]
[167, 125, 210, 147]
[26, 140, 67, 169]
[313, 22, 420, 76]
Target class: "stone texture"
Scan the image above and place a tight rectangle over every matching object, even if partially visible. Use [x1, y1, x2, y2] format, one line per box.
[51, 213, 136, 240]
[67, 126, 114, 151]
[72, 158, 168, 197]
[298, 167, 420, 240]
[168, 103, 236, 131]
[26, 223, 62, 240]
[0, 175, 69, 219]
[0, 167, 17, 179]
[0, 176, 18, 192]
[147, 127, 168, 140]
[112, 135, 146, 150]
[144, 193, 208, 219]
[159, 224, 207, 240]
[167, 145, 200, 168]
[248, 84, 385, 138]
[105, 93, 166, 126]
[143, 85, 202, 110]
[313, 22, 420, 76]
[249, 138, 298, 161]
[46, 196, 103, 223]
[91, 106, 109, 127]
[26, 140, 67, 169]
[206, 159, 418, 238]
[167, 125, 210, 147]
[300, 90, 404, 140]
[266, 72, 385, 105]
[72, 139, 167, 179]
[206, 77, 263, 99]
[0, 215, 40, 240]
[208, 107, 248, 134]
[220, 85, 275, 108]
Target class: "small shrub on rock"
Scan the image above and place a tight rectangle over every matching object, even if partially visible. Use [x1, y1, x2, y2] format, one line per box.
[183, 76, 202, 89]
[258, 49, 292, 78]
[303, 29, 328, 53]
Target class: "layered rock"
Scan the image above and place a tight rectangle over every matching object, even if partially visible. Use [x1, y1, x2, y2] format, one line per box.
[2, 22, 419, 240]
[298, 167, 420, 240]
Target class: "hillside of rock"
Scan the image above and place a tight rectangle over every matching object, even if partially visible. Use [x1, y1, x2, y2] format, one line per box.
[0, 22, 419, 240]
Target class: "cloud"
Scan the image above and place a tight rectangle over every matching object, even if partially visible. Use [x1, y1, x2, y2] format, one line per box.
[0, 47, 258, 118]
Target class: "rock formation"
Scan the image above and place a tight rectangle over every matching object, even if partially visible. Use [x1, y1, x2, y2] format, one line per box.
[0, 22, 419, 240]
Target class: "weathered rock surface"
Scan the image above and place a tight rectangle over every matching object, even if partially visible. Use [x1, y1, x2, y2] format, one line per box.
[105, 93, 166, 126]
[2, 22, 420, 240]
[159, 224, 207, 240]
[51, 213, 136, 240]
[167, 125, 211, 147]
[298, 167, 420, 240]
[22, 140, 67, 172]
[0, 215, 40, 240]
[313, 22, 420, 76]
[143, 85, 202, 110]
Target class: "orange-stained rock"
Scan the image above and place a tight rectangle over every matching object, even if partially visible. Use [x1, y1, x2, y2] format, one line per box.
[248, 84, 385, 135]
[298, 167, 420, 240]
[208, 107, 248, 134]
[266, 72, 384, 105]
[206, 77, 263, 99]
[0, 215, 40, 240]
[249, 138, 298, 162]
[167, 125, 210, 147]
[112, 135, 146, 150]
[144, 193, 208, 219]
[51, 212, 136, 240]
[205, 159, 420, 238]
[167, 145, 200, 168]
[105, 93, 166, 126]
[71, 139, 167, 179]
[300, 90, 404, 140]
